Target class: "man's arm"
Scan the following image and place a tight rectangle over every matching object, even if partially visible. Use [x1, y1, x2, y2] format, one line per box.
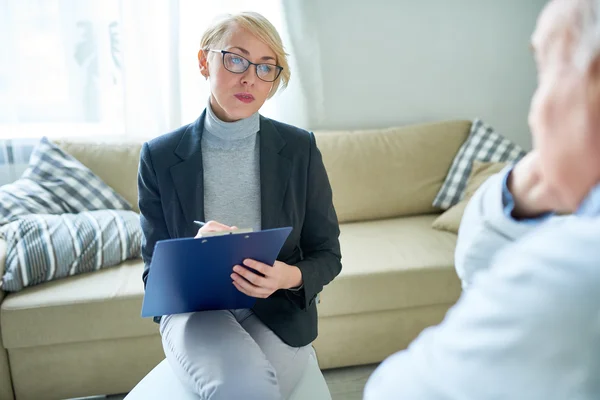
[365, 218, 600, 399]
[455, 167, 548, 289]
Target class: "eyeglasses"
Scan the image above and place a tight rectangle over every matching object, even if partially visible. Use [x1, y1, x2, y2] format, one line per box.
[207, 49, 283, 82]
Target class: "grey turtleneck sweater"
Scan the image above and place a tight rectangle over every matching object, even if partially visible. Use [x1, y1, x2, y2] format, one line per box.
[202, 102, 262, 232]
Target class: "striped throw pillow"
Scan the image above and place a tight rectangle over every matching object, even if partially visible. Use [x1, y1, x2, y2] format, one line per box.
[0, 137, 131, 226]
[432, 119, 527, 210]
[0, 210, 141, 292]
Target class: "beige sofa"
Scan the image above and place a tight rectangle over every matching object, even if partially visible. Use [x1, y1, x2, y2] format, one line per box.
[0, 120, 469, 400]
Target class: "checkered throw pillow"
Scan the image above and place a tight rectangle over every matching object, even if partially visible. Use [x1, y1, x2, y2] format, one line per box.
[432, 119, 527, 210]
[0, 137, 131, 226]
[0, 210, 141, 291]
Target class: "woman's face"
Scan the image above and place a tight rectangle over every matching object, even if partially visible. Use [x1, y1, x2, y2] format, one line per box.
[200, 24, 277, 122]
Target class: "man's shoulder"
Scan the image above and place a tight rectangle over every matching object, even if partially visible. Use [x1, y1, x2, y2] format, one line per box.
[516, 216, 600, 262]
[497, 215, 600, 300]
[363, 215, 600, 400]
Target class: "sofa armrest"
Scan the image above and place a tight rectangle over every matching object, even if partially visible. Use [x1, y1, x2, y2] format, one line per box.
[0, 239, 6, 298]
[0, 239, 14, 400]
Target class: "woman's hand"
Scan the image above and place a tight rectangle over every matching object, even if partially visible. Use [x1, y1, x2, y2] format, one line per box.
[231, 259, 303, 299]
[194, 220, 237, 238]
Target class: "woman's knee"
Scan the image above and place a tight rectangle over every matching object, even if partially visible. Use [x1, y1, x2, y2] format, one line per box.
[198, 362, 281, 400]
[160, 311, 282, 399]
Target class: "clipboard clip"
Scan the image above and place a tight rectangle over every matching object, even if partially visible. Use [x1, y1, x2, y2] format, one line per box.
[197, 228, 254, 238]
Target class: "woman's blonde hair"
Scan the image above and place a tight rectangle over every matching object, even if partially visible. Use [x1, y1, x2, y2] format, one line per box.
[200, 11, 290, 98]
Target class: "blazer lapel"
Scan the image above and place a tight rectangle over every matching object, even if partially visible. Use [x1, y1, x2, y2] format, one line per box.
[170, 111, 206, 236]
[259, 116, 291, 230]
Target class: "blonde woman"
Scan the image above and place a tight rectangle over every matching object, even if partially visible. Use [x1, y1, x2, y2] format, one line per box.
[137, 12, 341, 400]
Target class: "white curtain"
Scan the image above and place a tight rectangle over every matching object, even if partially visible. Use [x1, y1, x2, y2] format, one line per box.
[120, 0, 181, 138]
[0, 138, 38, 185]
[1, 0, 126, 138]
[0, 0, 310, 143]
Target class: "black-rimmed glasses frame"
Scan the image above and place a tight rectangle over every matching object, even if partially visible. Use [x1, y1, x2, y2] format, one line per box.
[207, 49, 283, 82]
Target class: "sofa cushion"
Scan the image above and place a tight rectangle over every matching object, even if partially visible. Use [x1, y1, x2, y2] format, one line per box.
[0, 239, 13, 400]
[1, 259, 156, 349]
[314, 120, 471, 223]
[318, 215, 461, 317]
[1, 210, 142, 292]
[0, 137, 132, 226]
[0, 239, 6, 280]
[54, 139, 143, 213]
[0, 177, 65, 226]
[432, 161, 509, 234]
[432, 119, 526, 210]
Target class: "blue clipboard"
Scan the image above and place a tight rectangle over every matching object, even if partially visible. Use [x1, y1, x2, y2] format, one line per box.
[141, 227, 293, 318]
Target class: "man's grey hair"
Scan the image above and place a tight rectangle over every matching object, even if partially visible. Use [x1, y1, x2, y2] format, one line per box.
[574, 0, 600, 69]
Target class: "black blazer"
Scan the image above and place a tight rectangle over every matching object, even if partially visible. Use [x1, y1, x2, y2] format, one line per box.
[137, 111, 342, 347]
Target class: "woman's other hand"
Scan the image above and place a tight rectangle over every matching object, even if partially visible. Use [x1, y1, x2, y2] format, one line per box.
[194, 220, 238, 238]
[231, 259, 303, 298]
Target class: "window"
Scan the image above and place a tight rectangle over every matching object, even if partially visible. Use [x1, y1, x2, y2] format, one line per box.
[1, 0, 295, 140]
[0, 0, 124, 138]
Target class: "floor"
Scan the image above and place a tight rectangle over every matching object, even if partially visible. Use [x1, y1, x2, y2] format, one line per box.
[73, 364, 378, 400]
[323, 364, 377, 400]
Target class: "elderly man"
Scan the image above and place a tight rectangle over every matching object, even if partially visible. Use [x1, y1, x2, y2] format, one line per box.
[364, 0, 600, 398]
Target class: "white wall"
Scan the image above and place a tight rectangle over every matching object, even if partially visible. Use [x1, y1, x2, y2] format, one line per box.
[285, 0, 546, 149]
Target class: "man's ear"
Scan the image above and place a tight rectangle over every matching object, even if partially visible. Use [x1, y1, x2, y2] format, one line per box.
[588, 54, 600, 109]
[198, 49, 209, 79]
[587, 54, 600, 155]
[591, 53, 600, 84]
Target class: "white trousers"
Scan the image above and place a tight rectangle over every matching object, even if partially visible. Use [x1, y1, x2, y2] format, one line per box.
[160, 309, 312, 400]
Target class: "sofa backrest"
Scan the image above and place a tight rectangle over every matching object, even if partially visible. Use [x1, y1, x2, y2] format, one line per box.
[314, 120, 471, 223]
[54, 140, 143, 213]
[54, 119, 470, 223]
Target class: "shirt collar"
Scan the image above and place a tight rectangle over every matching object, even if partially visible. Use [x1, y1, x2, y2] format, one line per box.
[204, 98, 260, 142]
[576, 184, 600, 217]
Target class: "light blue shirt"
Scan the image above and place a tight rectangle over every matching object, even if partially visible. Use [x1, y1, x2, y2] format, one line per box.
[575, 183, 600, 216]
[501, 167, 552, 222]
[501, 167, 600, 218]
[364, 169, 600, 399]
